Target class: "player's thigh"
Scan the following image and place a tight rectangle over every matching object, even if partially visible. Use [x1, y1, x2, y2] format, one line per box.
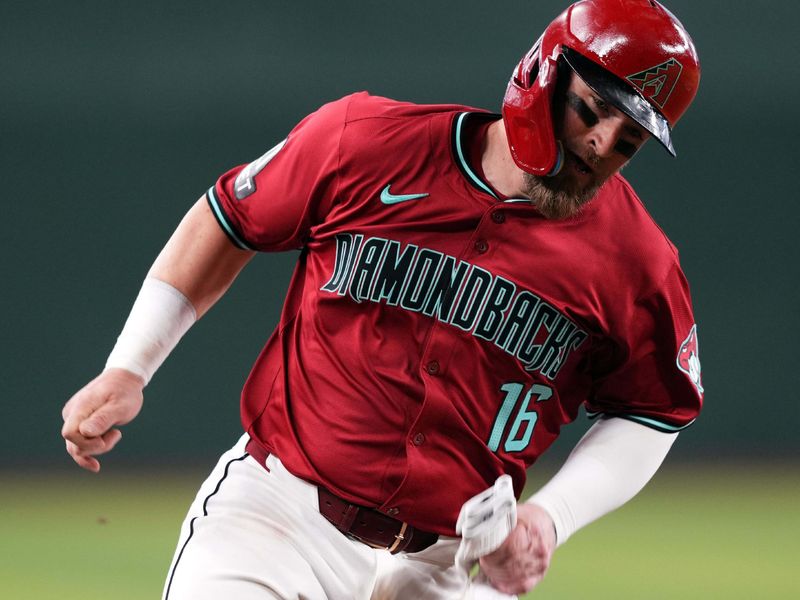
[164, 437, 377, 600]
[162, 443, 329, 600]
[165, 521, 326, 600]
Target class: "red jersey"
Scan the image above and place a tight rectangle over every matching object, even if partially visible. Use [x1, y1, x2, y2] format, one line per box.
[207, 92, 703, 535]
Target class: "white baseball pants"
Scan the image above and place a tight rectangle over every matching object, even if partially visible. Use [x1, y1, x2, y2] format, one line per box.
[162, 434, 512, 600]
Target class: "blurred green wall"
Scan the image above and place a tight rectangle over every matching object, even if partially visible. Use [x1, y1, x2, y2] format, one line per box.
[2, 0, 797, 466]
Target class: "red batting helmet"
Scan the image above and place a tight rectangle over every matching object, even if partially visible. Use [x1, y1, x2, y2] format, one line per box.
[502, 0, 701, 176]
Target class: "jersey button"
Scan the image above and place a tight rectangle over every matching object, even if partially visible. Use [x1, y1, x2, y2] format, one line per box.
[425, 360, 440, 375]
[491, 211, 505, 224]
[474, 239, 489, 254]
[386, 507, 400, 516]
[412, 433, 426, 446]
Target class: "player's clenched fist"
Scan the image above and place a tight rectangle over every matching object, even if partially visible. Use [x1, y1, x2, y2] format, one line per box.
[478, 503, 557, 595]
[61, 368, 145, 472]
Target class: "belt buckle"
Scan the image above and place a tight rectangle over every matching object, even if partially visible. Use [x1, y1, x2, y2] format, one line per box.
[386, 521, 409, 553]
[354, 520, 409, 553]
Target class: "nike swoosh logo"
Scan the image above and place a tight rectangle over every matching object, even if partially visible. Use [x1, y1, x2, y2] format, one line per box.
[380, 184, 430, 205]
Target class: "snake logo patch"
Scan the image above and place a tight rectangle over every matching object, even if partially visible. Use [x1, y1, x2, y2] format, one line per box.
[676, 324, 703, 396]
[626, 58, 683, 109]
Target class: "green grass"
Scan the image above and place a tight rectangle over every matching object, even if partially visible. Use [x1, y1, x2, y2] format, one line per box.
[0, 470, 192, 600]
[529, 464, 800, 599]
[1, 464, 797, 599]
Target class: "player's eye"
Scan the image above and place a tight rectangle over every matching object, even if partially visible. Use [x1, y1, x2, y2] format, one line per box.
[614, 139, 638, 159]
[565, 91, 599, 127]
[592, 96, 609, 113]
[626, 126, 644, 141]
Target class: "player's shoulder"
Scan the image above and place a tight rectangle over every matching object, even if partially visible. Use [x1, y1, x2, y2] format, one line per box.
[594, 173, 682, 282]
[323, 92, 481, 163]
[300, 92, 476, 154]
[339, 91, 477, 124]
[606, 174, 678, 252]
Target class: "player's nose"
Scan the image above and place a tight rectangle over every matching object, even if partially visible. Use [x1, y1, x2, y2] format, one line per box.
[587, 118, 626, 159]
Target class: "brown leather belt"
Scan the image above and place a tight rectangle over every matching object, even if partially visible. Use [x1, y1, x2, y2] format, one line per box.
[246, 438, 438, 554]
[317, 487, 438, 554]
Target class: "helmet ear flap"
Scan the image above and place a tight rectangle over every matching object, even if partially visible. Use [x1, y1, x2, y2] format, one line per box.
[502, 43, 565, 176]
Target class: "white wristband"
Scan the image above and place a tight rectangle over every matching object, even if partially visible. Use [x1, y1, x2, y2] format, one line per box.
[527, 417, 677, 546]
[104, 277, 197, 385]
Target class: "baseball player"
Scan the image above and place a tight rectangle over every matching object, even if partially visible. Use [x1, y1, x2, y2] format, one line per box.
[61, 1, 705, 598]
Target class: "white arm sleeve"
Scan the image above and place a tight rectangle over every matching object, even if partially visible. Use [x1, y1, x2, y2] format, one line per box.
[527, 417, 678, 546]
[104, 277, 197, 385]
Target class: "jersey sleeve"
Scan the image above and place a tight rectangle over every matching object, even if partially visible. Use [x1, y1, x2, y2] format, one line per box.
[585, 262, 704, 432]
[205, 95, 351, 252]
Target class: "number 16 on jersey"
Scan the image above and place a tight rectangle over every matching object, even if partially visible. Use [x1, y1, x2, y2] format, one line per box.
[488, 382, 553, 453]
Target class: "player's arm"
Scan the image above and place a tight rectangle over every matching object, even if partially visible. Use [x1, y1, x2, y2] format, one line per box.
[479, 417, 678, 594]
[148, 196, 256, 318]
[61, 197, 255, 472]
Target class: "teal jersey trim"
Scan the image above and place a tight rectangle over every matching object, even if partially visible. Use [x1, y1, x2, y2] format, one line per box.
[206, 186, 254, 251]
[454, 113, 497, 199]
[586, 411, 695, 433]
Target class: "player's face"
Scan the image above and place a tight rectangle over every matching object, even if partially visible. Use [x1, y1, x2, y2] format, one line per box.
[523, 72, 649, 219]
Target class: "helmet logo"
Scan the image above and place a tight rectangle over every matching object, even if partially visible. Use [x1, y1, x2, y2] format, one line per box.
[626, 58, 683, 110]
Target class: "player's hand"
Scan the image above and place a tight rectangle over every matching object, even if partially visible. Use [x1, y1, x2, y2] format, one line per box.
[61, 368, 145, 472]
[478, 502, 556, 595]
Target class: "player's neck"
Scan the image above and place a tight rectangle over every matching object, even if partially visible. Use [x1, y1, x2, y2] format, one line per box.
[482, 120, 528, 199]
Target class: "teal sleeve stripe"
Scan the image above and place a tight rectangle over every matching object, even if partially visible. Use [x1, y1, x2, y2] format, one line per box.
[454, 113, 497, 199]
[586, 411, 695, 433]
[206, 186, 254, 251]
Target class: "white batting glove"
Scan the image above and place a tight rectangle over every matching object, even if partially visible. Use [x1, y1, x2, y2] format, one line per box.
[455, 475, 518, 600]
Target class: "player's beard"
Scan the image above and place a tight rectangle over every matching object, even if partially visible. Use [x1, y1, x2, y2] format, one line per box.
[521, 156, 602, 220]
